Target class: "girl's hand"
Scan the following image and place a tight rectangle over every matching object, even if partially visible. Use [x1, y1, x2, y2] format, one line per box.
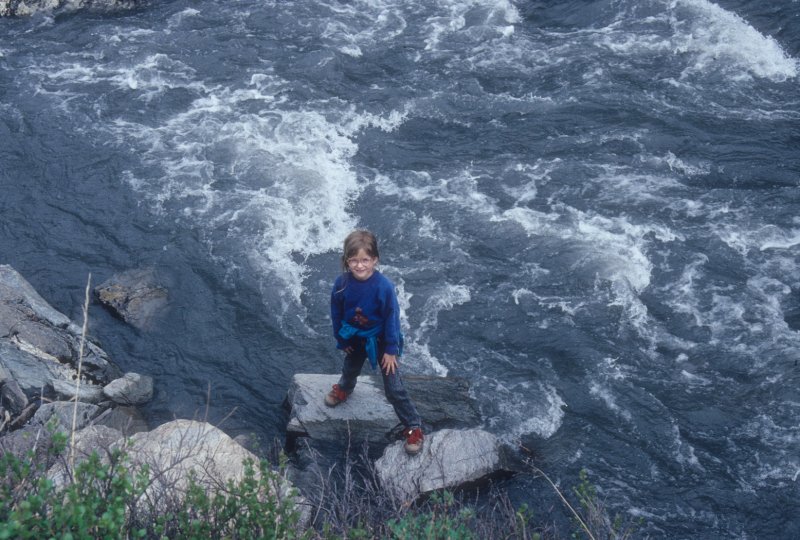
[381, 353, 397, 375]
[343, 346, 354, 355]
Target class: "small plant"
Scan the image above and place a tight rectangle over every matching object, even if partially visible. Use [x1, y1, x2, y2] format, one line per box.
[0, 430, 148, 539]
[152, 457, 306, 539]
[386, 491, 476, 540]
[571, 469, 640, 540]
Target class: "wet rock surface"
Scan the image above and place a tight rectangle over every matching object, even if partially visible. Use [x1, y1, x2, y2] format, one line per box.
[0, 265, 122, 398]
[95, 268, 168, 330]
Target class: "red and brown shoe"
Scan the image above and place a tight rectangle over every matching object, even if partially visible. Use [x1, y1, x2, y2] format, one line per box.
[324, 384, 349, 407]
[404, 427, 424, 455]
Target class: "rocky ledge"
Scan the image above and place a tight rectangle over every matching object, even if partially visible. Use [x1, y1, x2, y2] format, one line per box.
[0, 264, 160, 442]
[0, 265, 307, 522]
[285, 373, 514, 502]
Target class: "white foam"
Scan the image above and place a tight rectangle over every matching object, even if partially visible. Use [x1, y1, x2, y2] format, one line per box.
[646, 151, 711, 177]
[317, 0, 408, 57]
[374, 168, 500, 215]
[493, 381, 565, 441]
[523, 290, 586, 317]
[497, 205, 675, 294]
[500, 160, 560, 204]
[680, 369, 710, 385]
[405, 283, 472, 375]
[590, 382, 633, 421]
[734, 413, 800, 485]
[169, 7, 201, 28]
[670, 422, 704, 470]
[417, 214, 440, 239]
[105, 74, 408, 313]
[671, 0, 798, 81]
[759, 228, 800, 251]
[110, 54, 202, 100]
[664, 254, 708, 328]
[27, 53, 205, 103]
[421, 0, 520, 52]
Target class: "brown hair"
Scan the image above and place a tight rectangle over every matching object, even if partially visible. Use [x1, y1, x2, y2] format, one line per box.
[341, 229, 380, 272]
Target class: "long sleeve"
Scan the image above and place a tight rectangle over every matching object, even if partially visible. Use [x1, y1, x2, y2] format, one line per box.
[330, 276, 348, 350]
[379, 279, 402, 355]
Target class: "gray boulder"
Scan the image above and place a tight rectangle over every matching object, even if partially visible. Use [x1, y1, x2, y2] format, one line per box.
[95, 268, 168, 330]
[286, 374, 480, 444]
[375, 428, 506, 502]
[0, 265, 121, 395]
[120, 420, 310, 524]
[103, 372, 153, 405]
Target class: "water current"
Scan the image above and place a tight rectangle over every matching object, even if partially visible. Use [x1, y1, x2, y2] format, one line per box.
[1, 0, 799, 536]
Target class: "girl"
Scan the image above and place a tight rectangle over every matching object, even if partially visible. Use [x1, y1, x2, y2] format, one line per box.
[326, 229, 424, 455]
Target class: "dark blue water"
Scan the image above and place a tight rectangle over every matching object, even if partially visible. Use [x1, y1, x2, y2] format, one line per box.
[2, 0, 799, 536]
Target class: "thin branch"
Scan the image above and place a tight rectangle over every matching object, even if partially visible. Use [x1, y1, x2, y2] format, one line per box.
[527, 462, 596, 540]
[70, 272, 91, 470]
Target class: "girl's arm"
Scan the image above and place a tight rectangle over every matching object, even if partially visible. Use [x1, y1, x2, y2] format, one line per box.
[330, 277, 348, 350]
[381, 279, 402, 356]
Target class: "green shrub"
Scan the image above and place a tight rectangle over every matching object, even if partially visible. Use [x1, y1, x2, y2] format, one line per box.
[0, 430, 148, 539]
[0, 428, 304, 540]
[152, 457, 306, 539]
[386, 491, 476, 540]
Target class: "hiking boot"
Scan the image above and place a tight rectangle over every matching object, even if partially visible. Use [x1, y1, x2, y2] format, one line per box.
[324, 384, 349, 407]
[404, 427, 424, 455]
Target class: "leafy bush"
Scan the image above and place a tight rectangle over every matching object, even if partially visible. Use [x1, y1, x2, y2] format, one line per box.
[151, 457, 306, 539]
[0, 427, 304, 540]
[0, 429, 148, 539]
[386, 491, 476, 540]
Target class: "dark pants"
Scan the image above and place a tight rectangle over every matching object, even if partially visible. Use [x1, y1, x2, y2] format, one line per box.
[337, 339, 422, 429]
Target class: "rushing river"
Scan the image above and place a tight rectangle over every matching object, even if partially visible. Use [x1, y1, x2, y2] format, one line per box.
[2, 0, 799, 536]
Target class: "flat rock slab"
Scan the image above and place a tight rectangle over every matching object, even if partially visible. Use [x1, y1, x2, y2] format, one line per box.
[376, 428, 506, 502]
[0, 340, 74, 394]
[51, 378, 105, 404]
[286, 374, 480, 444]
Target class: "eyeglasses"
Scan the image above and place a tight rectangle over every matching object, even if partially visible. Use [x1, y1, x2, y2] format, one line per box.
[347, 257, 375, 267]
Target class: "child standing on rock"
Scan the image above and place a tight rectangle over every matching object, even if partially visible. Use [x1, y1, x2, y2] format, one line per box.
[326, 229, 424, 455]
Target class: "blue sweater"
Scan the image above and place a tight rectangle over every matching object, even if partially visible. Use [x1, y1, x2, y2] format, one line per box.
[331, 270, 402, 355]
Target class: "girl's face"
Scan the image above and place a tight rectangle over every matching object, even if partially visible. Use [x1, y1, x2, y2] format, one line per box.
[347, 248, 378, 281]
